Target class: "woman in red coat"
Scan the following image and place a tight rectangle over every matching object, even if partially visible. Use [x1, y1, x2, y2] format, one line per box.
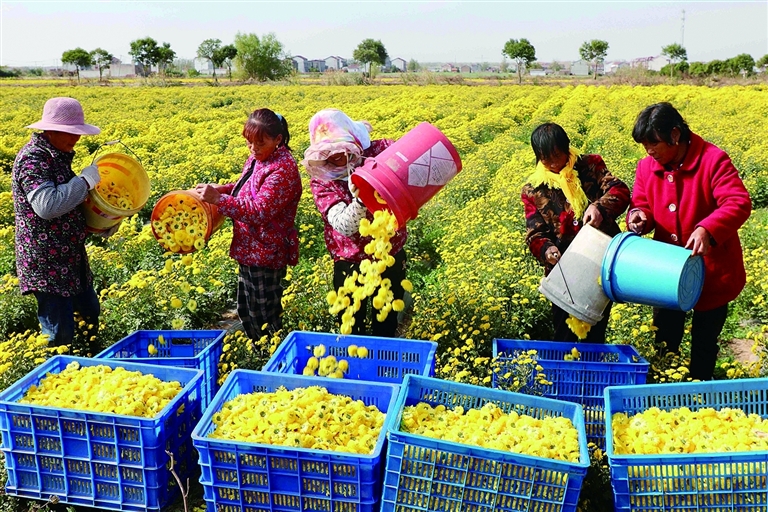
[627, 102, 752, 380]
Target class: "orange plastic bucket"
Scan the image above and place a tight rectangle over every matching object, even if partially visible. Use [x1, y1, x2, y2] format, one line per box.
[150, 190, 225, 254]
[83, 152, 150, 234]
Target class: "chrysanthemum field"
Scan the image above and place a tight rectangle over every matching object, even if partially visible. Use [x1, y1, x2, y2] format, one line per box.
[0, 83, 767, 511]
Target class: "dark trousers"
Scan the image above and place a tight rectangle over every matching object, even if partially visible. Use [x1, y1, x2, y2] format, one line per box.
[333, 250, 406, 338]
[654, 304, 729, 381]
[552, 302, 612, 344]
[34, 287, 100, 352]
[237, 265, 286, 340]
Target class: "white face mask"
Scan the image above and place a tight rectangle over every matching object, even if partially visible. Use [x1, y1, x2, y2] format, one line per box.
[305, 151, 363, 181]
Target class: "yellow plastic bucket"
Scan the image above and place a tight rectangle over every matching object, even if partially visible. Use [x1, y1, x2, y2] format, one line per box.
[83, 152, 151, 234]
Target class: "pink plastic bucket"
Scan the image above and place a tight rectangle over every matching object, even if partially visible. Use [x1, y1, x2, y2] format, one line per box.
[350, 122, 462, 226]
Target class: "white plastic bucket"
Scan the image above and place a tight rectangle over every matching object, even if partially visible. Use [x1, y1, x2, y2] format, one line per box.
[539, 224, 612, 325]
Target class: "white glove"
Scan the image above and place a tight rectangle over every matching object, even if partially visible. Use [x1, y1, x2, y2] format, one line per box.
[348, 178, 360, 199]
[94, 223, 120, 239]
[80, 165, 101, 190]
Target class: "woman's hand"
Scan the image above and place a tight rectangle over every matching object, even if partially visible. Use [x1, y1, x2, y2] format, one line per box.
[627, 209, 647, 234]
[582, 204, 603, 227]
[686, 226, 712, 256]
[192, 184, 221, 205]
[545, 246, 561, 266]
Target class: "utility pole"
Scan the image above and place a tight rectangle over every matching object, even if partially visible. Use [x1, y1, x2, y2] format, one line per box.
[681, 9, 686, 47]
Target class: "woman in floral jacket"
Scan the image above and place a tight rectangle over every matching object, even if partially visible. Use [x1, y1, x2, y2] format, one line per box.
[194, 109, 301, 340]
[521, 122, 630, 342]
[13, 97, 106, 353]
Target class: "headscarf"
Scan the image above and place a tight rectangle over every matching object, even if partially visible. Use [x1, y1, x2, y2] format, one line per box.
[302, 109, 373, 181]
[527, 149, 589, 218]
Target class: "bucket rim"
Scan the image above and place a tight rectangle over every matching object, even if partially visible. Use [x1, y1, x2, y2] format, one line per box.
[600, 231, 637, 303]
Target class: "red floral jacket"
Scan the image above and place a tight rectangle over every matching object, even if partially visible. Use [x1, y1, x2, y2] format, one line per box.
[522, 154, 630, 276]
[217, 145, 302, 269]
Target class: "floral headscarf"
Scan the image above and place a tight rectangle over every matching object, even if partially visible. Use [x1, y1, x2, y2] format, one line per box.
[302, 108, 373, 181]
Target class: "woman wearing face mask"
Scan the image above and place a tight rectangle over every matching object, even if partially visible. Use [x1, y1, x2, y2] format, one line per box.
[303, 108, 407, 337]
[521, 122, 630, 343]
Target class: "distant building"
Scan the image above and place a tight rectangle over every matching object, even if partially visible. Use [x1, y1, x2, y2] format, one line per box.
[529, 69, 547, 77]
[391, 57, 407, 72]
[459, 65, 472, 73]
[604, 60, 630, 74]
[570, 59, 590, 76]
[292, 55, 309, 73]
[631, 55, 667, 72]
[346, 63, 362, 73]
[324, 56, 346, 70]
[308, 59, 326, 72]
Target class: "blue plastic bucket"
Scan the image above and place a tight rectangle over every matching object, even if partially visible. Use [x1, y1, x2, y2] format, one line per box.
[600, 232, 704, 311]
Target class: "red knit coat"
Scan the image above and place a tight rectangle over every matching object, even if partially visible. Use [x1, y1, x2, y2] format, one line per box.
[628, 133, 752, 311]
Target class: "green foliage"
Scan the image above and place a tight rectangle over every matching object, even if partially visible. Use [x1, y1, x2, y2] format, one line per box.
[727, 53, 756, 76]
[217, 44, 238, 81]
[688, 61, 708, 77]
[353, 39, 389, 75]
[757, 54, 768, 71]
[129, 37, 161, 76]
[61, 47, 92, 82]
[502, 38, 536, 83]
[197, 38, 222, 82]
[0, 277, 38, 341]
[156, 42, 176, 76]
[579, 39, 610, 80]
[0, 67, 20, 78]
[407, 59, 419, 72]
[234, 32, 292, 82]
[90, 48, 113, 81]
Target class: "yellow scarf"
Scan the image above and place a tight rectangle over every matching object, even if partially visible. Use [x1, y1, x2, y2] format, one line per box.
[527, 149, 589, 218]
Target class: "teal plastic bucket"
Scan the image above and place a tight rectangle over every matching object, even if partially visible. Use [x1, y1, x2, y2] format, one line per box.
[600, 232, 704, 311]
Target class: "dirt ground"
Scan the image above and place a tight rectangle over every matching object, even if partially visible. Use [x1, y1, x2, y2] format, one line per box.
[727, 338, 760, 364]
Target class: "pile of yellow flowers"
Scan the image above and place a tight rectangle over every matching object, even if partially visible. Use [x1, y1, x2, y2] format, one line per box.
[95, 179, 134, 210]
[326, 210, 408, 334]
[208, 386, 385, 454]
[301, 343, 369, 378]
[152, 193, 209, 253]
[563, 346, 581, 361]
[20, 361, 183, 418]
[566, 315, 592, 340]
[612, 406, 768, 455]
[401, 402, 581, 462]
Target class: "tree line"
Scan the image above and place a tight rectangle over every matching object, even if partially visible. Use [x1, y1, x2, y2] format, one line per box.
[44, 32, 768, 84]
[502, 37, 767, 83]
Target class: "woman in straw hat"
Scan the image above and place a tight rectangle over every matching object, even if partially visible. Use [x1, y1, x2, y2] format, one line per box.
[12, 97, 109, 353]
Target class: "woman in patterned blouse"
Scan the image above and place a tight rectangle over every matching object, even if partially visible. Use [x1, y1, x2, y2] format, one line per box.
[193, 109, 301, 340]
[521, 122, 630, 342]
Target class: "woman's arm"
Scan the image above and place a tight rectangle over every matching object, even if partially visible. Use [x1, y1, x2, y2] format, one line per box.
[588, 155, 631, 220]
[521, 184, 557, 267]
[696, 154, 752, 244]
[16, 153, 89, 220]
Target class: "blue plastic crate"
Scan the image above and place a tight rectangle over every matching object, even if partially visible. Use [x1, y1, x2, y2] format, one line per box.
[381, 375, 590, 512]
[192, 369, 399, 512]
[493, 339, 649, 449]
[0, 355, 203, 511]
[262, 331, 437, 384]
[96, 329, 224, 409]
[605, 378, 768, 512]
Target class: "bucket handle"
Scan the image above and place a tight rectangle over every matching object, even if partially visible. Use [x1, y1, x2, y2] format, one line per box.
[90, 139, 143, 167]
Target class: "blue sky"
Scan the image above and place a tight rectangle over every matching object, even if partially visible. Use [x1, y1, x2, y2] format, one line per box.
[1, 1, 766, 66]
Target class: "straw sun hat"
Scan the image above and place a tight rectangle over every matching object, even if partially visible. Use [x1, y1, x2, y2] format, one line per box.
[26, 97, 101, 136]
